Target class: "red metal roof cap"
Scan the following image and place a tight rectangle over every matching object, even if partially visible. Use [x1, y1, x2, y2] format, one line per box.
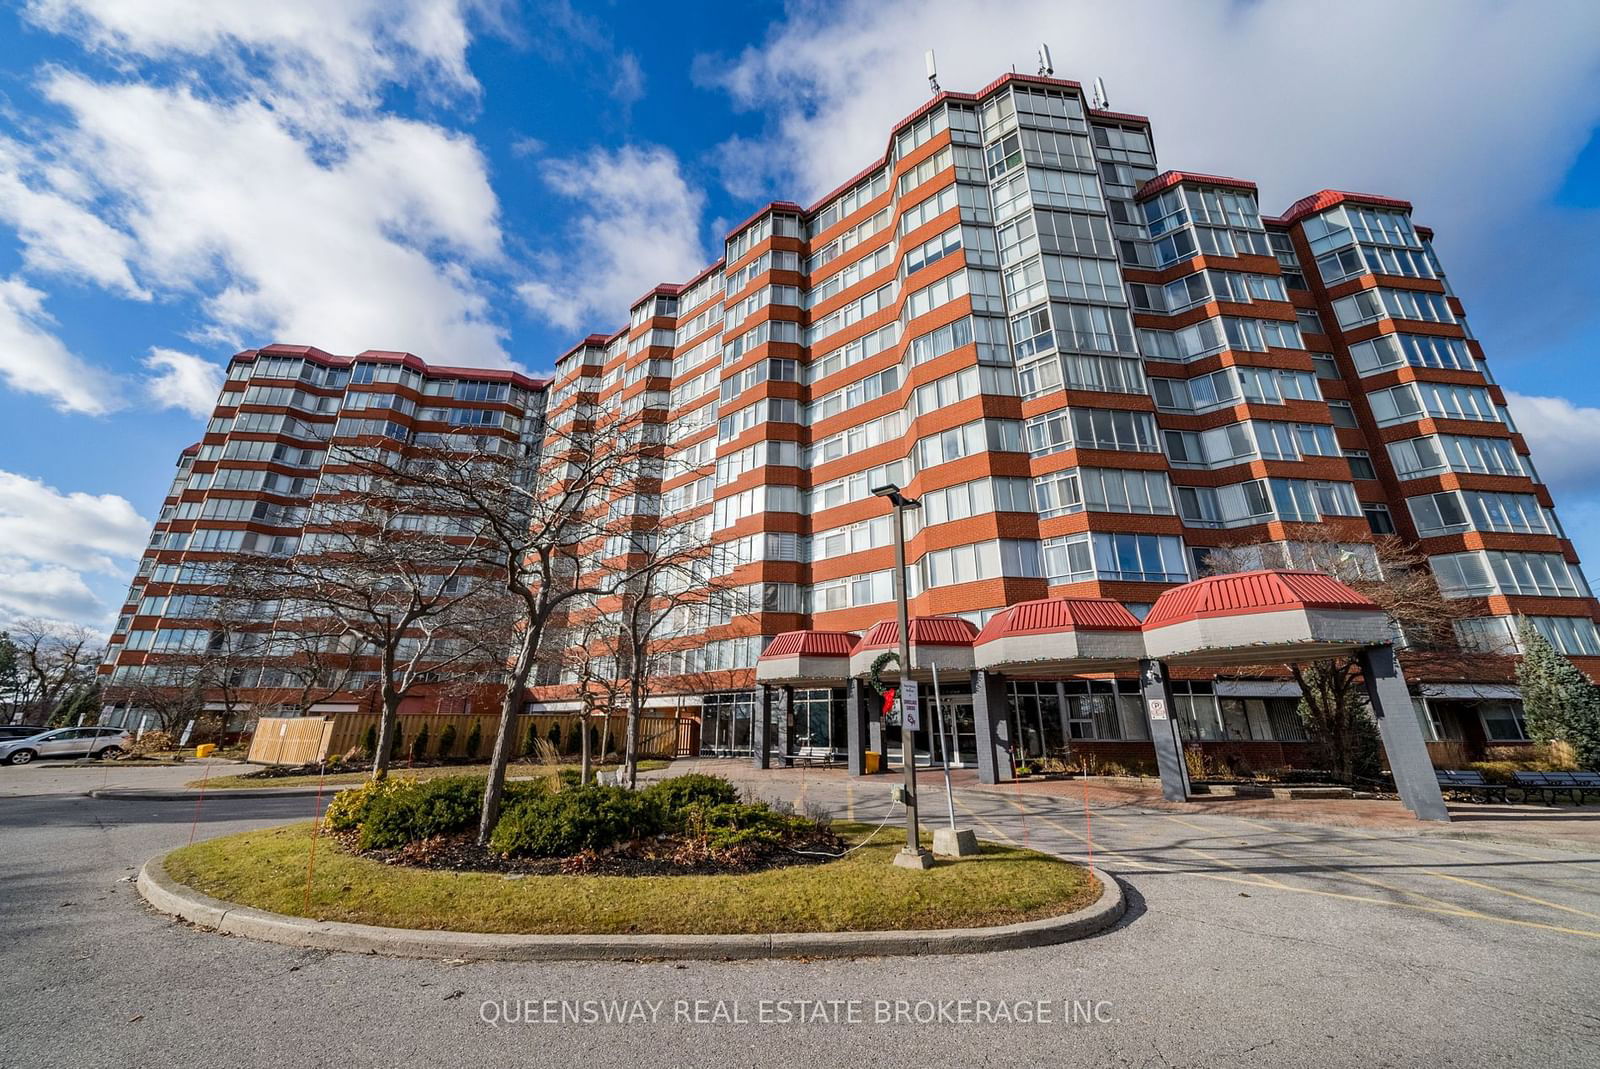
[1279, 189, 1414, 226]
[1143, 570, 1378, 630]
[976, 598, 1141, 644]
[856, 617, 979, 650]
[1136, 170, 1260, 201]
[233, 345, 548, 390]
[759, 631, 860, 659]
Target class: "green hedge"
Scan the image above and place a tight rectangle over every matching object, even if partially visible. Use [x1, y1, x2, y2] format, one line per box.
[488, 785, 663, 857]
[326, 775, 544, 850]
[327, 772, 799, 860]
[639, 772, 738, 821]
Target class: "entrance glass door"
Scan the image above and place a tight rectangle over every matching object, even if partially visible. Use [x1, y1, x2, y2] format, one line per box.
[924, 694, 975, 768]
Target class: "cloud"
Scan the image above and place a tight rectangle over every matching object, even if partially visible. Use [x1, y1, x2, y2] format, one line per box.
[38, 73, 510, 365]
[0, 276, 121, 414]
[143, 347, 222, 417]
[0, 1, 517, 385]
[698, 1, 1600, 361]
[0, 135, 147, 297]
[1505, 392, 1600, 499]
[0, 564, 107, 631]
[517, 145, 710, 332]
[22, 0, 486, 108]
[703, 1, 1600, 213]
[612, 51, 646, 106]
[0, 469, 149, 627]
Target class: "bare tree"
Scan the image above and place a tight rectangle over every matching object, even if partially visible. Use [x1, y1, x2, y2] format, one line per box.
[539, 598, 627, 786]
[1203, 526, 1479, 781]
[239, 441, 514, 779]
[167, 567, 277, 740]
[117, 666, 206, 735]
[367, 416, 670, 843]
[7, 619, 104, 726]
[608, 515, 746, 787]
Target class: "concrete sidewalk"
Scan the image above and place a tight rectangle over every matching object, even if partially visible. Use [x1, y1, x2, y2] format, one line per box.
[658, 758, 1600, 852]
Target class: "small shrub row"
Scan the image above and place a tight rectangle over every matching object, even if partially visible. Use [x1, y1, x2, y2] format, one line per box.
[328, 772, 813, 863]
[326, 775, 545, 850]
[488, 785, 660, 858]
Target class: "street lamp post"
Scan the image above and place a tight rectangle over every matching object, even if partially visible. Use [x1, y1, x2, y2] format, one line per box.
[873, 482, 934, 871]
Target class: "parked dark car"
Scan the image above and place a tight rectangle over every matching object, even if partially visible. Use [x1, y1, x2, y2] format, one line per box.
[0, 725, 47, 741]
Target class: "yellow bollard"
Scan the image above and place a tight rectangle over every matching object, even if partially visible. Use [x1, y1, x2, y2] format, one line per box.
[195, 743, 216, 759]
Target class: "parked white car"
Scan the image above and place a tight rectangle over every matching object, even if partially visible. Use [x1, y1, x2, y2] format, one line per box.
[0, 727, 132, 765]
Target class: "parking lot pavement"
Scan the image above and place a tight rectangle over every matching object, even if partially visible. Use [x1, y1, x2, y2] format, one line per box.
[2, 761, 1598, 1068]
[0, 757, 242, 797]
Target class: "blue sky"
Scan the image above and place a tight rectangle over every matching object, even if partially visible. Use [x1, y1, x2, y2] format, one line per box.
[2, 0, 1599, 633]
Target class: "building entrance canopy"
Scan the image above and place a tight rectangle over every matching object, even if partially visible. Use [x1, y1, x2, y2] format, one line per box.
[754, 570, 1448, 822]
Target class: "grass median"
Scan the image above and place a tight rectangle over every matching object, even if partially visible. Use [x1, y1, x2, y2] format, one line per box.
[192, 759, 670, 790]
[162, 821, 1099, 935]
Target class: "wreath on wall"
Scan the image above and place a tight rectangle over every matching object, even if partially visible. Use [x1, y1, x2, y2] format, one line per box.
[868, 651, 900, 696]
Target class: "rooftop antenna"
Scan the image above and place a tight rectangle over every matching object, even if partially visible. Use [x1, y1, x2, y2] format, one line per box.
[1037, 43, 1054, 77]
[1092, 76, 1110, 110]
[925, 49, 940, 95]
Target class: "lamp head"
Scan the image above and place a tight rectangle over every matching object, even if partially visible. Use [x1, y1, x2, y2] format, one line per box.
[870, 483, 921, 510]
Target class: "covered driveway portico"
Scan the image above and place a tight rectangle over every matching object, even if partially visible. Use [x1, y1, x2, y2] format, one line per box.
[755, 570, 1450, 822]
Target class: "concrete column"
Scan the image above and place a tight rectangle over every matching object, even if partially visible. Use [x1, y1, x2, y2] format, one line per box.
[1055, 681, 1072, 758]
[1139, 658, 1191, 802]
[970, 669, 1013, 785]
[774, 685, 792, 768]
[867, 689, 886, 767]
[1359, 645, 1450, 822]
[846, 678, 873, 776]
[754, 685, 774, 770]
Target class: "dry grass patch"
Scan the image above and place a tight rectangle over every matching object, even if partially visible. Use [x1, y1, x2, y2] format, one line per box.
[163, 821, 1098, 936]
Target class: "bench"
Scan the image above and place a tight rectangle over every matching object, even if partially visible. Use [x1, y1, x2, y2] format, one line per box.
[794, 746, 838, 768]
[1509, 770, 1600, 806]
[1435, 769, 1506, 804]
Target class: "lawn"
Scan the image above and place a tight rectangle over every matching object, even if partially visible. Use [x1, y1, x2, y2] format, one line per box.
[163, 821, 1099, 935]
[192, 759, 671, 790]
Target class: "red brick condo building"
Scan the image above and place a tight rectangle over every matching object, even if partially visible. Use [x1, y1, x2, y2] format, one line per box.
[100, 71, 1599, 781]
[532, 69, 1600, 775]
[98, 346, 548, 730]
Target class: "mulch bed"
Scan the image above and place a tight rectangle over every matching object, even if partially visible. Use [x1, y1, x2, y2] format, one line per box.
[239, 758, 511, 780]
[334, 826, 849, 878]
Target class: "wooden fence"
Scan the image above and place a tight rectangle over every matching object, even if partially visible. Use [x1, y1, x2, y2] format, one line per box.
[247, 717, 336, 765]
[248, 711, 699, 765]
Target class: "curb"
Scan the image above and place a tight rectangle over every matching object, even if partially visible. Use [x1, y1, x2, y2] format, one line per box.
[92, 787, 331, 801]
[1421, 829, 1600, 856]
[137, 853, 1126, 961]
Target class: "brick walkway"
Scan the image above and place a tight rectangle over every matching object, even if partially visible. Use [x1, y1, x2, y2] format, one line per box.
[660, 757, 1600, 850]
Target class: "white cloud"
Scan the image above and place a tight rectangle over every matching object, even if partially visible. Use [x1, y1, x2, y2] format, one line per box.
[517, 145, 710, 332]
[0, 276, 121, 414]
[0, 470, 149, 628]
[1505, 392, 1600, 498]
[0, 564, 106, 631]
[0, 135, 147, 297]
[612, 51, 646, 106]
[23, 0, 485, 108]
[0, 1, 517, 386]
[143, 347, 222, 417]
[704, 1, 1600, 216]
[39, 73, 510, 365]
